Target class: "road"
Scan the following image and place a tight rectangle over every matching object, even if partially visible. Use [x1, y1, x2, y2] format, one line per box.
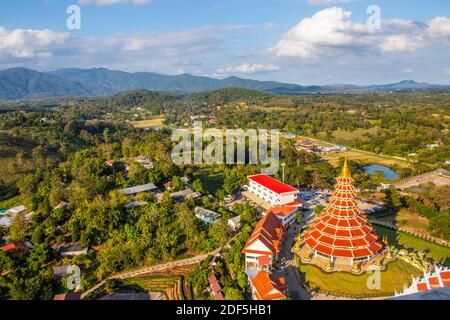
[274, 222, 312, 300]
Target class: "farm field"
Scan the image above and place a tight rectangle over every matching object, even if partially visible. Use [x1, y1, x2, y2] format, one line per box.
[119, 276, 186, 300]
[320, 149, 413, 169]
[332, 127, 380, 142]
[131, 118, 166, 128]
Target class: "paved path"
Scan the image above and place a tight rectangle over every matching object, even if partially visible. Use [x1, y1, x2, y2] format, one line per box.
[274, 223, 312, 300]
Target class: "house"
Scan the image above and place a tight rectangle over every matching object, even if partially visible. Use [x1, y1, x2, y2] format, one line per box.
[194, 207, 221, 224]
[53, 292, 82, 301]
[247, 174, 299, 207]
[250, 271, 287, 300]
[57, 245, 88, 257]
[209, 273, 222, 294]
[227, 215, 242, 231]
[157, 189, 201, 203]
[54, 201, 69, 210]
[121, 183, 158, 196]
[135, 156, 154, 169]
[125, 201, 148, 210]
[1, 241, 32, 252]
[6, 205, 28, 216]
[180, 176, 190, 185]
[164, 181, 174, 190]
[321, 145, 347, 153]
[0, 217, 13, 228]
[105, 160, 115, 167]
[52, 265, 73, 278]
[208, 272, 225, 300]
[263, 201, 302, 227]
[242, 212, 284, 278]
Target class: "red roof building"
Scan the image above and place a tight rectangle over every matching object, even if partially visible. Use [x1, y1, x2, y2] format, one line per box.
[248, 175, 299, 207]
[303, 159, 383, 265]
[1, 241, 27, 252]
[264, 201, 302, 227]
[250, 271, 287, 300]
[242, 212, 284, 274]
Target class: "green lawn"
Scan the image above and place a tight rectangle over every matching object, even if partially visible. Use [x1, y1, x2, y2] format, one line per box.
[297, 258, 422, 297]
[374, 225, 450, 264]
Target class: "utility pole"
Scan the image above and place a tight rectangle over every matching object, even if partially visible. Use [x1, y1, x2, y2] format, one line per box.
[281, 162, 286, 182]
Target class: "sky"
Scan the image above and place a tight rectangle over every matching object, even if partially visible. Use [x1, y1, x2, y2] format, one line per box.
[0, 0, 449, 85]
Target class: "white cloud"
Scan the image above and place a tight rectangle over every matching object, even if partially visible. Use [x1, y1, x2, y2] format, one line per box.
[0, 27, 69, 59]
[271, 7, 450, 60]
[216, 63, 280, 75]
[428, 16, 450, 38]
[77, 0, 151, 5]
[307, 0, 351, 5]
[446, 68, 450, 75]
[402, 68, 413, 74]
[0, 24, 249, 75]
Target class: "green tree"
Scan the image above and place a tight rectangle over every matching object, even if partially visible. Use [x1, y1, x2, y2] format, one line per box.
[192, 179, 204, 194]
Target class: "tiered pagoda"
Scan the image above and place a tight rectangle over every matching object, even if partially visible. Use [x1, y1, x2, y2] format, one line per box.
[301, 159, 384, 271]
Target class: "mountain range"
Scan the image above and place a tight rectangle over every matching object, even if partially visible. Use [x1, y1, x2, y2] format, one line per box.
[0, 67, 449, 101]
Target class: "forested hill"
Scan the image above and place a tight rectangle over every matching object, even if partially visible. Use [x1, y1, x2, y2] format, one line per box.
[1, 67, 450, 101]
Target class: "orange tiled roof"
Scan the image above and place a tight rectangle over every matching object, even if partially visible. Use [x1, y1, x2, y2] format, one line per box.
[416, 269, 450, 292]
[303, 159, 383, 260]
[242, 212, 284, 256]
[0, 241, 27, 252]
[265, 201, 302, 218]
[250, 271, 286, 300]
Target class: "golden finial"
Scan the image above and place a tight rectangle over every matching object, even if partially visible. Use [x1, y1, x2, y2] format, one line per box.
[340, 157, 352, 178]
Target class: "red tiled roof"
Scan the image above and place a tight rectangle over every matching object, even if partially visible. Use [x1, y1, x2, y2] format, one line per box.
[417, 282, 428, 292]
[303, 160, 382, 260]
[242, 212, 284, 256]
[250, 271, 286, 300]
[248, 174, 299, 195]
[1, 241, 27, 252]
[265, 201, 302, 218]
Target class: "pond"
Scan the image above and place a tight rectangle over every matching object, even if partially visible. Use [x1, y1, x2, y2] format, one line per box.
[364, 164, 399, 180]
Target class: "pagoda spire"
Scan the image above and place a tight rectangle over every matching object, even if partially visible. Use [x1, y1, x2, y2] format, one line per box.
[340, 157, 351, 179]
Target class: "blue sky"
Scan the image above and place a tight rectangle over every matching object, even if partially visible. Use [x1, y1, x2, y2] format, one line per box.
[0, 0, 449, 85]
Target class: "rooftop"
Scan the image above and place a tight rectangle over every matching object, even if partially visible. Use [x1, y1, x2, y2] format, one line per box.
[242, 212, 284, 256]
[248, 174, 299, 195]
[265, 201, 302, 218]
[122, 183, 158, 195]
[250, 271, 286, 300]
